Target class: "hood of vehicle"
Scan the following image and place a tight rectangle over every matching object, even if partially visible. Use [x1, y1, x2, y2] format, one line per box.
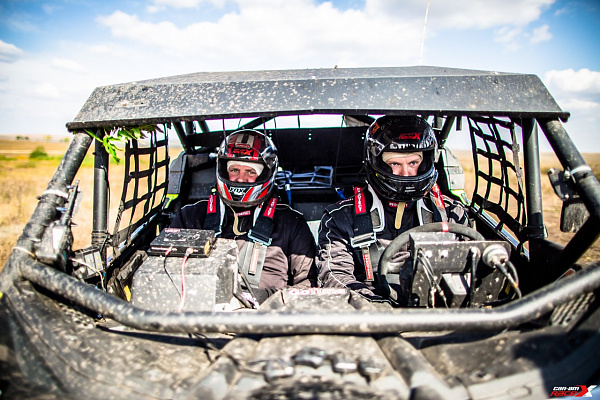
[1, 269, 598, 400]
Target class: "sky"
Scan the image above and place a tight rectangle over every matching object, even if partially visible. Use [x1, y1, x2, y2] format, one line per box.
[0, 0, 599, 151]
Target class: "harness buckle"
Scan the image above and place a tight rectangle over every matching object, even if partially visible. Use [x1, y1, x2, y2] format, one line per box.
[248, 228, 272, 246]
[350, 232, 376, 248]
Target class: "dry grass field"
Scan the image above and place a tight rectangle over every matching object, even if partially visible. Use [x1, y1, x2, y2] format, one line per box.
[0, 138, 598, 269]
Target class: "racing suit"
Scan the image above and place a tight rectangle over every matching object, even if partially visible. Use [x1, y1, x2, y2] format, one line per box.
[170, 196, 318, 303]
[317, 184, 470, 302]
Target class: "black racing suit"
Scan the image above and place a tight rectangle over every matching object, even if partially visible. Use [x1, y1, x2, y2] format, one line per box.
[317, 185, 470, 302]
[170, 197, 318, 303]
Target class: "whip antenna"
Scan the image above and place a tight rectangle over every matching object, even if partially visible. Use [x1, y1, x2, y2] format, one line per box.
[419, 0, 431, 65]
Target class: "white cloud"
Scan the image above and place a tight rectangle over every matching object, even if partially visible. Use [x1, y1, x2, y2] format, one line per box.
[97, 1, 422, 70]
[97, 12, 183, 50]
[494, 23, 551, 50]
[51, 57, 86, 72]
[148, 0, 226, 12]
[559, 98, 599, 111]
[554, 7, 568, 16]
[0, 40, 25, 63]
[5, 17, 38, 34]
[531, 24, 552, 43]
[42, 4, 61, 14]
[371, 0, 555, 30]
[541, 69, 600, 151]
[99, 0, 558, 68]
[0, 50, 103, 136]
[391, 0, 556, 52]
[544, 68, 600, 97]
[494, 26, 524, 51]
[2, 0, 598, 152]
[31, 82, 63, 99]
[153, 0, 225, 7]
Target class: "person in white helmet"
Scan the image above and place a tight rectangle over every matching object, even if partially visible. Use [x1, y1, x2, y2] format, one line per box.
[171, 129, 317, 304]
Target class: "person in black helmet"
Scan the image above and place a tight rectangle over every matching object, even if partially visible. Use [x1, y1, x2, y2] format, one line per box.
[316, 116, 470, 305]
[170, 129, 317, 305]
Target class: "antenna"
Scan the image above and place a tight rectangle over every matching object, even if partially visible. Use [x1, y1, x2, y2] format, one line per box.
[419, 0, 431, 65]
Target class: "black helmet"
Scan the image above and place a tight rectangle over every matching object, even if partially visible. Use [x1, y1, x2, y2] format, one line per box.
[216, 130, 278, 207]
[364, 116, 438, 202]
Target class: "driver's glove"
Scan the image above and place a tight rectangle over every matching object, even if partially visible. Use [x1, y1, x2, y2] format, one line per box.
[253, 287, 278, 304]
[388, 250, 411, 273]
[357, 288, 391, 304]
[392, 250, 410, 264]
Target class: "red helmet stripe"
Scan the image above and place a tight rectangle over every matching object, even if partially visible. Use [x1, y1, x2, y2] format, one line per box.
[241, 187, 254, 202]
[256, 189, 268, 200]
[253, 180, 271, 200]
[218, 181, 232, 200]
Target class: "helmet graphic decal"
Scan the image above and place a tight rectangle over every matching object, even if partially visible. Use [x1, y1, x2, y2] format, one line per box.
[397, 132, 421, 140]
[228, 133, 262, 160]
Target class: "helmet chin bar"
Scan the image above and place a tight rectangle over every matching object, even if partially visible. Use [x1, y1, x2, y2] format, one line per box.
[367, 168, 439, 202]
[216, 177, 275, 208]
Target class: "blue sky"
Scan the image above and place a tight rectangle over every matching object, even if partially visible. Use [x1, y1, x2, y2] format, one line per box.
[0, 0, 599, 151]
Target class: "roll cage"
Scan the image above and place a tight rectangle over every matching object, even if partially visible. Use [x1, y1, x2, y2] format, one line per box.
[6, 66, 599, 334]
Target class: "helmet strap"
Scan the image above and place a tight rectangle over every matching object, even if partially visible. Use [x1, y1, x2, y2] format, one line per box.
[395, 202, 406, 229]
[231, 206, 248, 236]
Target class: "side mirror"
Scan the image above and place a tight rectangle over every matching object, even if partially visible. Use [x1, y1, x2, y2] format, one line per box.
[547, 168, 590, 233]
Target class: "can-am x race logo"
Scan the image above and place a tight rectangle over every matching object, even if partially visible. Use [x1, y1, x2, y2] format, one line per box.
[550, 385, 597, 397]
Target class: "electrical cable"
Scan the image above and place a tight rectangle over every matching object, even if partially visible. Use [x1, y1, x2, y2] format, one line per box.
[232, 288, 254, 310]
[416, 248, 448, 308]
[506, 260, 520, 287]
[162, 246, 181, 296]
[69, 257, 105, 291]
[494, 259, 522, 299]
[176, 248, 193, 312]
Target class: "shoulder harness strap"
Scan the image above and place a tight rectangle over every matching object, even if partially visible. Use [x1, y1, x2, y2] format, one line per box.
[203, 189, 221, 232]
[351, 187, 376, 281]
[429, 183, 448, 223]
[240, 197, 278, 289]
[418, 183, 450, 225]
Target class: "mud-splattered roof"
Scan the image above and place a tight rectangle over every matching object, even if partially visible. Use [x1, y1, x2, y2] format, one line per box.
[67, 66, 568, 130]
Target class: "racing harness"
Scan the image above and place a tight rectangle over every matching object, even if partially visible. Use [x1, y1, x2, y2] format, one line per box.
[351, 185, 449, 281]
[203, 191, 277, 289]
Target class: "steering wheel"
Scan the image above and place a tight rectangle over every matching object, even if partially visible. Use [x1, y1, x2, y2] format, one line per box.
[377, 222, 485, 302]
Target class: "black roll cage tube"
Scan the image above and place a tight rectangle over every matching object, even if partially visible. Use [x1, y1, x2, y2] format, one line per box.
[16, 255, 600, 334]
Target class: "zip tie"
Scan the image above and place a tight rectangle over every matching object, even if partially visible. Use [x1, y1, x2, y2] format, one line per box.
[569, 166, 592, 176]
[41, 189, 69, 199]
[13, 246, 36, 258]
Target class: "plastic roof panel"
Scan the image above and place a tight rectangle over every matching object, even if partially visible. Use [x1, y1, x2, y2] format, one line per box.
[67, 66, 568, 130]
